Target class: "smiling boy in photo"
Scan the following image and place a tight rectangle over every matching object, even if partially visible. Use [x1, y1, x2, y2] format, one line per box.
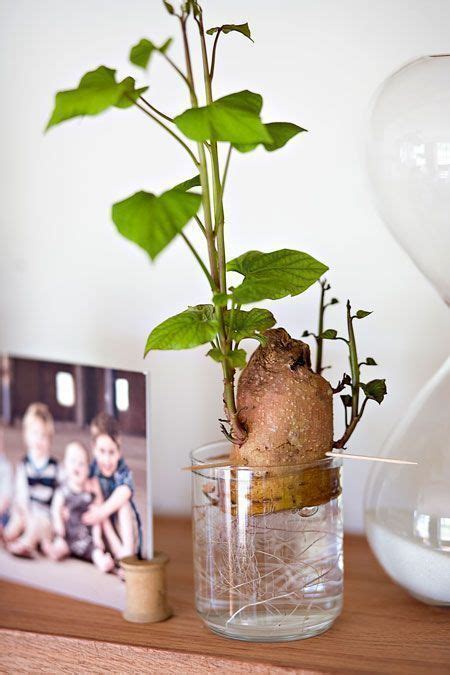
[83, 413, 141, 560]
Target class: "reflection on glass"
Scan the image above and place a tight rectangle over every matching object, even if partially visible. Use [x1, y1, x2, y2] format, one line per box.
[367, 55, 450, 305]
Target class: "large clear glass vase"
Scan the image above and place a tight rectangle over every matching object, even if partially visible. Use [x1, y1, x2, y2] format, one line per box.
[365, 55, 450, 604]
[191, 442, 343, 642]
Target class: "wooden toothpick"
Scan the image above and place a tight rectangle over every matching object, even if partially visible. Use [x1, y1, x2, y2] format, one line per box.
[325, 451, 417, 465]
[183, 460, 231, 472]
[182, 452, 417, 472]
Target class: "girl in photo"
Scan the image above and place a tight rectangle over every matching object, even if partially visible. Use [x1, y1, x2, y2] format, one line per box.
[44, 441, 114, 572]
[83, 413, 142, 560]
[4, 403, 58, 557]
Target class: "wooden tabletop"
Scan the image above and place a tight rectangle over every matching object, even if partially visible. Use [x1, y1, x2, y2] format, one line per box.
[0, 516, 449, 674]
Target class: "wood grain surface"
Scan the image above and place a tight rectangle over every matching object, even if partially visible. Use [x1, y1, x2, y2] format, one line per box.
[1, 516, 449, 674]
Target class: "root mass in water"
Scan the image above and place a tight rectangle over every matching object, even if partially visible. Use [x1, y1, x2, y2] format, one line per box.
[193, 499, 343, 638]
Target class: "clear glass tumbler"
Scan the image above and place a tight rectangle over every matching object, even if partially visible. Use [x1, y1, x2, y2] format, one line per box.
[191, 441, 343, 642]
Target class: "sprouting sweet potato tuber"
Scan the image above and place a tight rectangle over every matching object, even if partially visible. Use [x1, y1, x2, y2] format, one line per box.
[229, 328, 341, 513]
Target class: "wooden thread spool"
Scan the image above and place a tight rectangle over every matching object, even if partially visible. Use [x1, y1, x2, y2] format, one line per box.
[121, 552, 172, 624]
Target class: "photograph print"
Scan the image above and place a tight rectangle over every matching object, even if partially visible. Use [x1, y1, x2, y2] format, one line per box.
[0, 354, 149, 610]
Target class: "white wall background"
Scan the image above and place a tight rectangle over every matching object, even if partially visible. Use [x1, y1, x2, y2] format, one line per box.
[1, 0, 449, 532]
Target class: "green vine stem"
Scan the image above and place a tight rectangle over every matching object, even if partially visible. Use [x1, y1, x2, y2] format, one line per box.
[132, 97, 199, 167]
[315, 279, 327, 373]
[346, 300, 360, 420]
[304, 285, 386, 449]
[180, 232, 214, 288]
[304, 279, 338, 374]
[139, 95, 174, 122]
[333, 397, 369, 449]
[332, 301, 386, 449]
[180, 6, 246, 443]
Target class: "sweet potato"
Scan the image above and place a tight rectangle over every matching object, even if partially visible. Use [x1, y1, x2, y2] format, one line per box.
[230, 328, 340, 513]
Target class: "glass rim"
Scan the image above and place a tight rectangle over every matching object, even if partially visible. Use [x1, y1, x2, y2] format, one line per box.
[190, 440, 342, 472]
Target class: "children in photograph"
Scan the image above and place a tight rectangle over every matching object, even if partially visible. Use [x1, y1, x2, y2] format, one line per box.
[0, 427, 13, 536]
[83, 412, 141, 560]
[44, 441, 114, 573]
[4, 403, 58, 557]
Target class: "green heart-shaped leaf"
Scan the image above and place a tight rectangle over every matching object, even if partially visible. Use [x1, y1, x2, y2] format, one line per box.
[207, 347, 247, 369]
[212, 292, 230, 307]
[206, 23, 253, 42]
[320, 329, 338, 340]
[185, 0, 201, 17]
[228, 349, 247, 369]
[355, 309, 372, 319]
[207, 347, 222, 363]
[226, 308, 276, 342]
[129, 37, 172, 69]
[363, 357, 377, 366]
[361, 379, 387, 404]
[114, 76, 149, 109]
[146, 305, 218, 353]
[163, 1, 175, 15]
[261, 121, 306, 151]
[112, 185, 201, 261]
[227, 249, 328, 304]
[174, 91, 271, 144]
[46, 67, 147, 129]
[233, 122, 306, 153]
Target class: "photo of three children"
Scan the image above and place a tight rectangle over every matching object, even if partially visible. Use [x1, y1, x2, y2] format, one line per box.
[1, 404, 141, 572]
[0, 356, 148, 609]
